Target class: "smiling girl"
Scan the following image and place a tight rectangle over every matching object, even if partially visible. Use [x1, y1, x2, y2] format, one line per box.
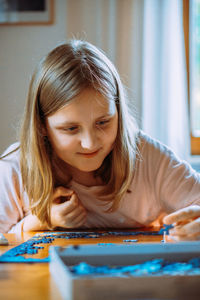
[0, 40, 200, 240]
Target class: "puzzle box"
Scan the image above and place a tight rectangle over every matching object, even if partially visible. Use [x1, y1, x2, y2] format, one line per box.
[49, 242, 200, 300]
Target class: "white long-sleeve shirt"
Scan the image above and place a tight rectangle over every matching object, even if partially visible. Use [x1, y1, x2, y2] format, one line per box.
[0, 131, 200, 233]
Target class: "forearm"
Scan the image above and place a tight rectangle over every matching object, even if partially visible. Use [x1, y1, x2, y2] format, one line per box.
[22, 214, 49, 232]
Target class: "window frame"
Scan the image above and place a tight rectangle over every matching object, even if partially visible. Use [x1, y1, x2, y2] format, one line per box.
[183, 0, 200, 155]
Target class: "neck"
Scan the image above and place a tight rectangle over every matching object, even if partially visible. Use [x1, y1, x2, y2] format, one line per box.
[67, 166, 102, 187]
[52, 154, 103, 187]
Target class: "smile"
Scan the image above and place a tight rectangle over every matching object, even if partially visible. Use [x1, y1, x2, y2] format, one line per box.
[78, 149, 100, 158]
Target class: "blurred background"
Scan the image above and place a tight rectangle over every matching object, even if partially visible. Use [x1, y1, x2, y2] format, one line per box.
[0, 0, 199, 168]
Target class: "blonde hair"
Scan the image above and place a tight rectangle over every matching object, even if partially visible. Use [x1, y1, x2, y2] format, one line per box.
[19, 40, 139, 226]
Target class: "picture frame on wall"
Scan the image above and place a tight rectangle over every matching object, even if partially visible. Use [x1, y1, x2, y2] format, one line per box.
[0, 0, 54, 25]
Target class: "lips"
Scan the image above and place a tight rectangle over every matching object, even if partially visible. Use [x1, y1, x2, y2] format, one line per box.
[77, 149, 100, 157]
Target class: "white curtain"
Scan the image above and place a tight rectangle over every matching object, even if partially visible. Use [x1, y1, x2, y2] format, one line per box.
[66, 0, 144, 123]
[66, 0, 189, 160]
[141, 0, 190, 160]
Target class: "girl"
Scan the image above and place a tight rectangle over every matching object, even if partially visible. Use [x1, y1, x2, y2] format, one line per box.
[0, 39, 200, 241]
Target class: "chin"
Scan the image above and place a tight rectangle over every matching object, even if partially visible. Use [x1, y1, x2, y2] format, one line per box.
[78, 166, 101, 172]
[77, 161, 103, 172]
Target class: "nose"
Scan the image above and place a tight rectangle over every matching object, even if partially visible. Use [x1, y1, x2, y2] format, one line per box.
[80, 129, 98, 150]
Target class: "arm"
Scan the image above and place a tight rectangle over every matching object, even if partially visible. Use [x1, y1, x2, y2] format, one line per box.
[0, 157, 26, 233]
[0, 152, 87, 233]
[22, 186, 87, 231]
[153, 143, 200, 240]
[0, 147, 50, 233]
[0, 170, 49, 233]
[139, 132, 200, 240]
[22, 214, 48, 231]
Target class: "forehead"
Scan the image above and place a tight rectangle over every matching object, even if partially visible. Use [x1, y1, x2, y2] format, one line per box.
[48, 89, 116, 122]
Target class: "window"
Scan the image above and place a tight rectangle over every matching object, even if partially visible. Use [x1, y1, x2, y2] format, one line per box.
[183, 0, 200, 155]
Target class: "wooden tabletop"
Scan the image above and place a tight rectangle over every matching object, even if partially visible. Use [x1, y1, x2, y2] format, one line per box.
[0, 229, 163, 300]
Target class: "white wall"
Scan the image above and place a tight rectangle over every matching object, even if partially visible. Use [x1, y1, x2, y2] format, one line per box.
[0, 0, 67, 153]
[0, 0, 144, 154]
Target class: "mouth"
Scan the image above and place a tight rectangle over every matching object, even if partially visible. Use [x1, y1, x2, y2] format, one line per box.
[77, 149, 100, 158]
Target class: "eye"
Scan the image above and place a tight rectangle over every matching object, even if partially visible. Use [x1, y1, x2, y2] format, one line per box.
[96, 119, 110, 127]
[62, 126, 79, 133]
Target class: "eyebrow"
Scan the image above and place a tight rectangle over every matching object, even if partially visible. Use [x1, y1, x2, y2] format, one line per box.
[55, 122, 79, 128]
[55, 114, 114, 128]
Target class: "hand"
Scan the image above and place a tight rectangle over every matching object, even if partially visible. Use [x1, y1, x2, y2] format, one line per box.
[163, 205, 200, 241]
[50, 186, 87, 229]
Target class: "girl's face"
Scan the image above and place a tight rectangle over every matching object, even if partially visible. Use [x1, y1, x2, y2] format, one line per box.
[46, 89, 118, 175]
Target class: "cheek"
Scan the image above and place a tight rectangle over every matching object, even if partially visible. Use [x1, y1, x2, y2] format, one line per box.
[49, 133, 77, 151]
[110, 117, 118, 140]
[102, 124, 118, 146]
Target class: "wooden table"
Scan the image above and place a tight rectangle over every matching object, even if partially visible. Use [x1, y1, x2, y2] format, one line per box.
[0, 229, 163, 300]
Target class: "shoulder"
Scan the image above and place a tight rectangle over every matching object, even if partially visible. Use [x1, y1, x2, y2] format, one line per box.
[136, 130, 195, 176]
[137, 131, 171, 153]
[1, 142, 20, 156]
[136, 130, 180, 161]
[0, 142, 20, 174]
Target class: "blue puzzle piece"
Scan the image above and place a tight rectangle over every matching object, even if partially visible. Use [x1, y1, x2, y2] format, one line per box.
[70, 257, 200, 277]
[159, 224, 174, 235]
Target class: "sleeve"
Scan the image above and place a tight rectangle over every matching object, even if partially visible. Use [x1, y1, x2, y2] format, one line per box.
[0, 156, 27, 234]
[146, 138, 200, 213]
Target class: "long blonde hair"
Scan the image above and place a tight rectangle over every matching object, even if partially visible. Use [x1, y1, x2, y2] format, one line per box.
[20, 40, 139, 226]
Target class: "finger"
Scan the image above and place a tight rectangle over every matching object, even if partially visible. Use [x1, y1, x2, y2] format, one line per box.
[63, 209, 87, 228]
[169, 217, 200, 236]
[53, 186, 74, 201]
[163, 205, 200, 225]
[168, 232, 200, 241]
[70, 210, 87, 227]
[64, 204, 86, 221]
[60, 194, 80, 215]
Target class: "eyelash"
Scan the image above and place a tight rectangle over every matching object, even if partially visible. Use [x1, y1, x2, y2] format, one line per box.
[61, 126, 78, 135]
[62, 120, 110, 134]
[96, 119, 110, 127]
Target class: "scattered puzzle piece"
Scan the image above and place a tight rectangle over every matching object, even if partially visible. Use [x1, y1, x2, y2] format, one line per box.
[123, 239, 138, 243]
[97, 243, 116, 246]
[158, 224, 174, 235]
[35, 230, 161, 240]
[0, 230, 161, 263]
[0, 236, 52, 263]
[0, 256, 50, 263]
